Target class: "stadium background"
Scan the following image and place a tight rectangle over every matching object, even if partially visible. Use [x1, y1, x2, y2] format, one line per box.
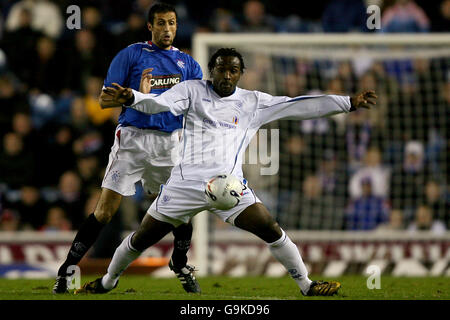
[0, 0, 448, 279]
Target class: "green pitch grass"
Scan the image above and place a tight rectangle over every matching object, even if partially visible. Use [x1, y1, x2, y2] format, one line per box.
[0, 275, 448, 300]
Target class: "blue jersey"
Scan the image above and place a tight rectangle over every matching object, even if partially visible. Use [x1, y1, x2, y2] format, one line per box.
[104, 41, 203, 132]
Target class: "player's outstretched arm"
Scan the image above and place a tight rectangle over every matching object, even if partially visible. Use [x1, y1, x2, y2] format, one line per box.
[103, 82, 189, 116]
[99, 69, 153, 109]
[255, 90, 377, 127]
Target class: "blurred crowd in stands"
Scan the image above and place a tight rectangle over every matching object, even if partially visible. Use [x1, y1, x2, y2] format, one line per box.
[0, 0, 448, 239]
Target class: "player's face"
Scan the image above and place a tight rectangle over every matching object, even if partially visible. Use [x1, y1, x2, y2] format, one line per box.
[211, 56, 242, 97]
[148, 12, 177, 49]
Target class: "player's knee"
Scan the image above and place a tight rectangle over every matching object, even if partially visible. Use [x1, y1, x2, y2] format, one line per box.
[254, 218, 282, 243]
[130, 231, 148, 252]
[93, 210, 114, 224]
[94, 190, 122, 223]
[265, 220, 283, 242]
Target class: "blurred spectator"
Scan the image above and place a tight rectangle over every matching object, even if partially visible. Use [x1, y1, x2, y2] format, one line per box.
[6, 186, 48, 229]
[277, 133, 311, 222]
[0, 132, 34, 189]
[336, 61, 357, 94]
[5, 0, 64, 38]
[52, 170, 86, 229]
[38, 124, 76, 187]
[84, 76, 114, 126]
[423, 180, 450, 228]
[28, 92, 56, 129]
[76, 154, 102, 190]
[407, 205, 446, 234]
[282, 72, 307, 97]
[322, 0, 367, 32]
[40, 206, 72, 232]
[115, 10, 148, 50]
[345, 109, 376, 171]
[390, 140, 430, 222]
[278, 134, 314, 193]
[29, 36, 63, 95]
[316, 149, 348, 199]
[0, 209, 20, 231]
[70, 97, 94, 133]
[0, 74, 30, 136]
[1, 7, 42, 85]
[431, 0, 450, 31]
[293, 175, 344, 230]
[11, 112, 40, 152]
[346, 177, 390, 230]
[239, 0, 276, 32]
[82, 6, 115, 55]
[349, 147, 390, 198]
[64, 29, 108, 93]
[72, 130, 105, 159]
[209, 8, 241, 33]
[381, 0, 430, 32]
[376, 208, 405, 231]
[133, 0, 157, 18]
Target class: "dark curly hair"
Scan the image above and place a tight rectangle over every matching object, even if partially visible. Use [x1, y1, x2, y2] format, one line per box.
[208, 48, 245, 73]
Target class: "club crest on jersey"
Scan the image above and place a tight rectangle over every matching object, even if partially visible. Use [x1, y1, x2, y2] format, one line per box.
[176, 59, 185, 69]
[232, 116, 239, 125]
[151, 74, 181, 89]
[111, 170, 120, 183]
[161, 194, 171, 204]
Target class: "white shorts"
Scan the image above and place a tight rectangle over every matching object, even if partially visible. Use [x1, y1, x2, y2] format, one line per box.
[148, 178, 261, 227]
[102, 125, 181, 196]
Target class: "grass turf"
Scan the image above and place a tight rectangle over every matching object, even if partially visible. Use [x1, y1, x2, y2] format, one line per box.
[0, 275, 448, 300]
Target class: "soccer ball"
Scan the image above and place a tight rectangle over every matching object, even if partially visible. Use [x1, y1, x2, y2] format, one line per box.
[205, 174, 245, 210]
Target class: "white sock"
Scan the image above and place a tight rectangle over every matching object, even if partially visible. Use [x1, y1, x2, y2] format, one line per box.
[268, 229, 312, 295]
[101, 232, 141, 290]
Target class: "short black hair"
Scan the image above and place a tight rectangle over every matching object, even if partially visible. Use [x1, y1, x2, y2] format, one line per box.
[208, 48, 245, 73]
[147, 3, 177, 24]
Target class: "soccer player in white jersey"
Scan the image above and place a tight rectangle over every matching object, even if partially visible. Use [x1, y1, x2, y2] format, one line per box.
[76, 48, 377, 296]
[53, 3, 202, 294]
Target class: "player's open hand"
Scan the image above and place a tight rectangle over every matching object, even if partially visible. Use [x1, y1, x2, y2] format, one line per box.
[102, 83, 134, 106]
[350, 90, 377, 110]
[139, 68, 153, 94]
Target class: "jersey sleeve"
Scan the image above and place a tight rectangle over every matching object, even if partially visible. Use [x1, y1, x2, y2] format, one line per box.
[104, 46, 138, 87]
[187, 56, 203, 80]
[129, 81, 190, 116]
[253, 91, 351, 127]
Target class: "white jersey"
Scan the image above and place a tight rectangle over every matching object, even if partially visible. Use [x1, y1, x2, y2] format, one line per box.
[130, 80, 351, 182]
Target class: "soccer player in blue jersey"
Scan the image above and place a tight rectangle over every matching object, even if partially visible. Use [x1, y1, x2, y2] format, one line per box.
[53, 3, 202, 294]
